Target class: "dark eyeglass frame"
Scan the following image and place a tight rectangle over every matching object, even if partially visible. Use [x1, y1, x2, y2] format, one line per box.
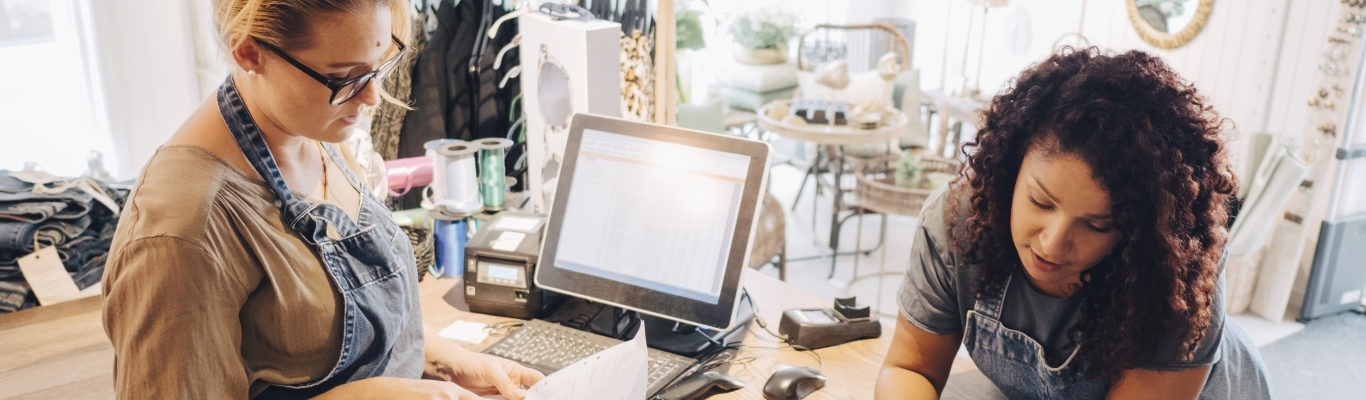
[254, 35, 408, 106]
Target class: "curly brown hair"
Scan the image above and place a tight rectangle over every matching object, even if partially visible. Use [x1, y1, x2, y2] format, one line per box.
[952, 47, 1237, 381]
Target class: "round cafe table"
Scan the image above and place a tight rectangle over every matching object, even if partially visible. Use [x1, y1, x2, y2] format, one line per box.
[757, 100, 908, 285]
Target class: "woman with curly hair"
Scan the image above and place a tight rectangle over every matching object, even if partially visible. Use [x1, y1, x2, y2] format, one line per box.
[874, 48, 1272, 399]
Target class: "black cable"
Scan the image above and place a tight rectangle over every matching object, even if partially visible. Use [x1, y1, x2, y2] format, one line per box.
[741, 288, 824, 373]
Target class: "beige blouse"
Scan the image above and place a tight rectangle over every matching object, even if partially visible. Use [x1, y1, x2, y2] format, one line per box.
[101, 145, 366, 398]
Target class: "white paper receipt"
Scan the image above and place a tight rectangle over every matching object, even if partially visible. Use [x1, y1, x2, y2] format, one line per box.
[438, 320, 490, 344]
[491, 231, 527, 252]
[523, 323, 649, 400]
[492, 216, 542, 232]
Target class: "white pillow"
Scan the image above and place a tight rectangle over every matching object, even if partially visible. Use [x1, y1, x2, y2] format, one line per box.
[718, 63, 800, 93]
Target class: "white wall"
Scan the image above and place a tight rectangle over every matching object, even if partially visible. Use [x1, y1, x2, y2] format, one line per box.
[889, 0, 1317, 175]
[90, 0, 200, 180]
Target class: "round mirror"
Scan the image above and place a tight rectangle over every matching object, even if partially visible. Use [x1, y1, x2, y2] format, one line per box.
[538, 47, 573, 130]
[1127, 0, 1213, 49]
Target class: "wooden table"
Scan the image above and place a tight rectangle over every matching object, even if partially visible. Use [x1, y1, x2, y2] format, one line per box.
[0, 268, 993, 399]
[432, 269, 895, 400]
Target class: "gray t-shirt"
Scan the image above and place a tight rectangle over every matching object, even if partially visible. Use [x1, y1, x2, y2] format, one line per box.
[896, 186, 1224, 370]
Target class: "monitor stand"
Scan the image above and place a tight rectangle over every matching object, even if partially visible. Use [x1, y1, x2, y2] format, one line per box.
[541, 294, 755, 358]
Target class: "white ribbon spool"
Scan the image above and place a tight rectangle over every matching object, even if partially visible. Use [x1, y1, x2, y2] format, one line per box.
[424, 139, 462, 158]
[430, 142, 483, 215]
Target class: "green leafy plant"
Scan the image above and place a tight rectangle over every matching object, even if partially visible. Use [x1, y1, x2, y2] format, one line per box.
[729, 8, 796, 50]
[894, 151, 925, 188]
[676, 6, 706, 51]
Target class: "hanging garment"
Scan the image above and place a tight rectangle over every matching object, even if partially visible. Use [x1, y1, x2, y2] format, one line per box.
[400, 0, 479, 158]
[395, 0, 522, 208]
[369, 10, 430, 161]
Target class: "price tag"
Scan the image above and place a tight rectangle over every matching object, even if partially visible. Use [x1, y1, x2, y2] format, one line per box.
[17, 245, 98, 306]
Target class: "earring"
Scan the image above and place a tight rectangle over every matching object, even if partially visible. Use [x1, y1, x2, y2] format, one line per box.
[248, 70, 257, 77]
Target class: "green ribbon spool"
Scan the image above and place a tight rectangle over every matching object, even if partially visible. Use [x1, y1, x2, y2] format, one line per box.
[476, 138, 512, 211]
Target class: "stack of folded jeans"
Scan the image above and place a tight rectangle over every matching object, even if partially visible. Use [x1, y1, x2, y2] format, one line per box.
[0, 170, 128, 312]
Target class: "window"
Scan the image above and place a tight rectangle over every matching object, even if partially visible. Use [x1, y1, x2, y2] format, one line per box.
[0, 0, 112, 177]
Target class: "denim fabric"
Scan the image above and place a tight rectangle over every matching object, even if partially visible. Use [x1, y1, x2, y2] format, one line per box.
[0, 225, 112, 281]
[964, 272, 1109, 399]
[0, 171, 125, 311]
[964, 273, 1274, 399]
[217, 77, 424, 398]
[0, 201, 66, 224]
[0, 278, 36, 312]
[0, 216, 92, 252]
[0, 221, 36, 252]
[0, 171, 97, 224]
[0, 252, 17, 280]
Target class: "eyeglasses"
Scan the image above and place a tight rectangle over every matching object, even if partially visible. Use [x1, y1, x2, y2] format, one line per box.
[254, 35, 408, 106]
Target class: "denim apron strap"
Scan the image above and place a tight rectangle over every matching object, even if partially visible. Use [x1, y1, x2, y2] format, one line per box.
[964, 268, 1109, 399]
[216, 77, 306, 217]
[217, 77, 425, 398]
[320, 143, 367, 195]
[973, 272, 1010, 320]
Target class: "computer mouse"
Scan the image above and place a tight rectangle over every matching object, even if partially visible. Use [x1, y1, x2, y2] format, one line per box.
[653, 370, 745, 400]
[762, 365, 826, 400]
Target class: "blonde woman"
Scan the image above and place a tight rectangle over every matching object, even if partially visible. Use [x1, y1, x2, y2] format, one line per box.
[100, 0, 542, 398]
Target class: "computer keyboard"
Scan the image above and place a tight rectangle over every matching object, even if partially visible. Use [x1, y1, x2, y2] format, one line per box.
[482, 319, 698, 396]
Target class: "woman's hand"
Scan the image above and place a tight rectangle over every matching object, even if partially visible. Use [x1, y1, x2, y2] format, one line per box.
[429, 351, 545, 399]
[316, 377, 485, 400]
[424, 325, 545, 400]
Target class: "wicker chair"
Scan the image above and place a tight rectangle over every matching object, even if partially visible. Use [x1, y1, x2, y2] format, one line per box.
[853, 154, 959, 218]
[748, 193, 787, 281]
[848, 153, 959, 316]
[787, 23, 931, 260]
[795, 23, 921, 156]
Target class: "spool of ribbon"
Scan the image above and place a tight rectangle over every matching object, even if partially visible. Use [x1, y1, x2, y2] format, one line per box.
[475, 138, 513, 211]
[430, 142, 484, 215]
[428, 214, 467, 279]
[424, 139, 461, 157]
[422, 139, 461, 210]
[383, 156, 434, 197]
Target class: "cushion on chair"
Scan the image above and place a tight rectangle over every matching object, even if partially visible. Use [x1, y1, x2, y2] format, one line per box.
[748, 193, 786, 270]
[677, 98, 726, 134]
[718, 62, 800, 93]
[725, 86, 799, 112]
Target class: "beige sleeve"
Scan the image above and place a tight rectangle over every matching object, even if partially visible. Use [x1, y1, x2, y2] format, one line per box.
[102, 236, 257, 399]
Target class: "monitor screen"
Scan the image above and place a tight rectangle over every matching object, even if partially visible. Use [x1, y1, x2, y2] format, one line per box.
[553, 129, 751, 304]
[535, 113, 770, 330]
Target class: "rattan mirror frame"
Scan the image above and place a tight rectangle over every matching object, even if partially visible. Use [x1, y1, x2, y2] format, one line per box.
[1127, 0, 1214, 49]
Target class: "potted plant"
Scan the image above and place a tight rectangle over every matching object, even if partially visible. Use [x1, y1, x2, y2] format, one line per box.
[729, 6, 796, 65]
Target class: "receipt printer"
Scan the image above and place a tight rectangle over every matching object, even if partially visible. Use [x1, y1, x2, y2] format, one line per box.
[463, 213, 561, 319]
[777, 296, 882, 350]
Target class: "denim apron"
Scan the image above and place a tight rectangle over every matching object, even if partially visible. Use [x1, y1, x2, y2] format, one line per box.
[217, 77, 426, 398]
[964, 272, 1273, 399]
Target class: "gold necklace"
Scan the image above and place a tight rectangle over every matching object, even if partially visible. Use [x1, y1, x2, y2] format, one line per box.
[318, 142, 328, 201]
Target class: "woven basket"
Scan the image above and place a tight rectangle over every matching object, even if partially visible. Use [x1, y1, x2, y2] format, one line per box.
[748, 193, 787, 280]
[854, 154, 959, 217]
[1225, 249, 1264, 314]
[403, 226, 434, 282]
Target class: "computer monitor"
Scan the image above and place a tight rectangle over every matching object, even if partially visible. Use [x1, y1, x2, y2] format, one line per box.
[534, 113, 771, 331]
